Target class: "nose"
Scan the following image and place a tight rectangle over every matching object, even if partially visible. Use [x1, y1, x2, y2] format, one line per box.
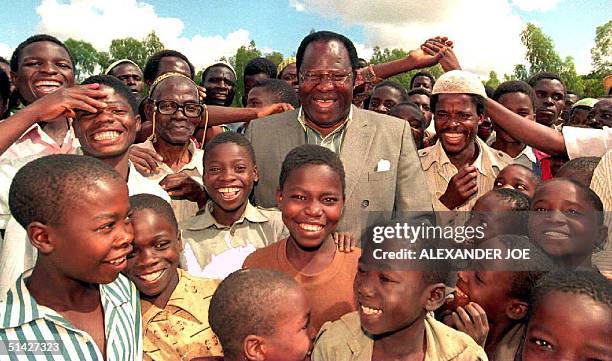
[457, 270, 471, 284]
[542, 95, 554, 106]
[219, 167, 236, 182]
[137, 246, 159, 268]
[39, 61, 59, 75]
[375, 103, 388, 114]
[546, 210, 566, 223]
[315, 76, 334, 91]
[355, 272, 375, 298]
[115, 218, 134, 250]
[126, 76, 136, 86]
[304, 199, 323, 217]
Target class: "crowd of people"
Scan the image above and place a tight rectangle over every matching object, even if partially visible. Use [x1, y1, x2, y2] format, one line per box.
[0, 29, 610, 361]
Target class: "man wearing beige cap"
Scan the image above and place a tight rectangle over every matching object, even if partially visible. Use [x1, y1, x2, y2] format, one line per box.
[419, 70, 512, 212]
[105, 59, 145, 98]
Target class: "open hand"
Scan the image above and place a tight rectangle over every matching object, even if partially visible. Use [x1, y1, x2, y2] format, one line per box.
[28, 83, 108, 121]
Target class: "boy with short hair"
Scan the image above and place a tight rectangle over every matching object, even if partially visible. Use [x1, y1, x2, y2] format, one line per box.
[123, 194, 222, 361]
[312, 219, 487, 360]
[521, 270, 611, 361]
[389, 101, 427, 149]
[0, 154, 141, 360]
[493, 164, 540, 198]
[208, 268, 315, 361]
[243, 144, 361, 332]
[554, 156, 601, 187]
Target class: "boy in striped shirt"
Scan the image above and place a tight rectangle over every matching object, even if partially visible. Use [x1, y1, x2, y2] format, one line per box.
[0, 154, 142, 360]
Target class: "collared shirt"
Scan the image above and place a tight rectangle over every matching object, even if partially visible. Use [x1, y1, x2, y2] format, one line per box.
[0, 123, 80, 161]
[180, 201, 287, 279]
[0, 271, 142, 361]
[142, 269, 222, 361]
[562, 125, 612, 159]
[296, 106, 354, 153]
[418, 137, 513, 213]
[312, 311, 488, 361]
[591, 150, 612, 276]
[137, 140, 204, 223]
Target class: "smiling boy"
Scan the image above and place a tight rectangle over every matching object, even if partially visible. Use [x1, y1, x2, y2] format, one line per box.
[0, 154, 141, 360]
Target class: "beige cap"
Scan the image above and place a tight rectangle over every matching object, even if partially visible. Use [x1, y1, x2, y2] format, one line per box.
[431, 70, 487, 98]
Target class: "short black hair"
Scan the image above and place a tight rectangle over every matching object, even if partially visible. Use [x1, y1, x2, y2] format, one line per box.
[204, 132, 256, 166]
[209, 269, 301, 359]
[431, 93, 487, 116]
[296, 31, 359, 75]
[10, 34, 74, 73]
[372, 80, 409, 102]
[129, 194, 177, 233]
[201, 63, 234, 85]
[492, 80, 536, 111]
[244, 57, 277, 79]
[389, 101, 426, 131]
[143, 50, 195, 83]
[0, 56, 8, 65]
[555, 156, 601, 185]
[279, 144, 345, 195]
[484, 85, 495, 98]
[81, 75, 139, 113]
[250, 78, 299, 107]
[499, 164, 541, 185]
[489, 188, 530, 211]
[527, 71, 566, 95]
[9, 154, 122, 228]
[409, 71, 435, 89]
[528, 270, 611, 319]
[534, 178, 604, 224]
[407, 87, 432, 98]
[0, 68, 10, 104]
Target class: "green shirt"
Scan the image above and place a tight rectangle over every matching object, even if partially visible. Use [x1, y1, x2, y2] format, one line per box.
[297, 106, 353, 153]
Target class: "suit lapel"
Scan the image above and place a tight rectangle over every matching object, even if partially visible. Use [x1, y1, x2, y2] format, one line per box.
[275, 110, 305, 161]
[340, 108, 375, 202]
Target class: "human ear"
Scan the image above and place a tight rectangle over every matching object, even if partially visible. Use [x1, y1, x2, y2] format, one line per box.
[275, 187, 283, 205]
[134, 114, 142, 133]
[27, 222, 55, 255]
[476, 113, 484, 126]
[506, 299, 528, 321]
[243, 334, 265, 361]
[594, 224, 608, 253]
[424, 283, 447, 312]
[253, 165, 259, 184]
[176, 231, 184, 253]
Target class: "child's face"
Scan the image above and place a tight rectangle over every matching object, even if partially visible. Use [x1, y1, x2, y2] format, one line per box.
[204, 142, 258, 213]
[46, 178, 133, 284]
[124, 209, 181, 297]
[494, 165, 537, 198]
[354, 264, 429, 336]
[495, 92, 534, 143]
[529, 180, 602, 264]
[466, 193, 517, 243]
[263, 287, 313, 361]
[277, 164, 343, 249]
[74, 85, 139, 159]
[14, 41, 75, 104]
[522, 291, 612, 361]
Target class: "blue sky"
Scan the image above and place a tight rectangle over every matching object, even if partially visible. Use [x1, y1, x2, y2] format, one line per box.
[0, 0, 608, 76]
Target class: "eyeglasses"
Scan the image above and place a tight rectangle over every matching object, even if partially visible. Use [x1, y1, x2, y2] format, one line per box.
[151, 99, 203, 118]
[299, 68, 353, 85]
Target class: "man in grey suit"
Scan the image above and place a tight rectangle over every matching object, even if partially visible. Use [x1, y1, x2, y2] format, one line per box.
[246, 31, 441, 236]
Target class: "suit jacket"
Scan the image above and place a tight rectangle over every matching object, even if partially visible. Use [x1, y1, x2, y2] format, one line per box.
[245, 107, 434, 236]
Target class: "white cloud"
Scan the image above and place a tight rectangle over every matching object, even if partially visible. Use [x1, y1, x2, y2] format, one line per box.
[354, 42, 374, 61]
[294, 0, 529, 77]
[0, 43, 12, 59]
[511, 0, 563, 12]
[35, 0, 253, 70]
[289, 0, 306, 12]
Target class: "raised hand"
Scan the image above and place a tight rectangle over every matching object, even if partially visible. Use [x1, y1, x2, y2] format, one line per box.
[26, 83, 108, 122]
[439, 165, 478, 210]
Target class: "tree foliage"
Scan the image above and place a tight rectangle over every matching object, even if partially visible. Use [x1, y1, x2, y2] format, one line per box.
[64, 39, 102, 81]
[229, 40, 261, 106]
[108, 32, 164, 69]
[484, 71, 500, 89]
[591, 20, 611, 77]
[368, 46, 442, 90]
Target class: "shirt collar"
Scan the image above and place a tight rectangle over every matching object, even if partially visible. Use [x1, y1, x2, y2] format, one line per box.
[296, 105, 354, 137]
[184, 200, 270, 230]
[421, 138, 485, 174]
[140, 139, 203, 175]
[518, 145, 537, 163]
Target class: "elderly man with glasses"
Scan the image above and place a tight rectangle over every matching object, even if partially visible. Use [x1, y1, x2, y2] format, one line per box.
[245, 31, 449, 236]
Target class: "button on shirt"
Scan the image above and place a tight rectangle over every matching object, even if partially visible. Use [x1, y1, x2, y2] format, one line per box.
[297, 106, 353, 153]
[0, 271, 142, 361]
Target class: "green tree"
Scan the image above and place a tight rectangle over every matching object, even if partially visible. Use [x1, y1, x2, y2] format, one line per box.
[265, 51, 284, 67]
[559, 56, 584, 95]
[108, 31, 164, 69]
[230, 40, 261, 106]
[591, 20, 611, 77]
[484, 70, 500, 89]
[64, 39, 102, 81]
[369, 46, 442, 90]
[518, 23, 563, 76]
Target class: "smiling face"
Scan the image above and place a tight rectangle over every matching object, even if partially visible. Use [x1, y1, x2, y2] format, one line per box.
[263, 287, 314, 361]
[456, 269, 515, 324]
[299, 39, 354, 135]
[47, 178, 133, 284]
[14, 40, 75, 104]
[124, 208, 181, 298]
[110, 63, 144, 97]
[496, 92, 535, 143]
[528, 180, 604, 267]
[522, 292, 612, 361]
[150, 77, 200, 145]
[203, 65, 236, 106]
[204, 142, 258, 217]
[368, 85, 404, 115]
[434, 93, 483, 156]
[74, 85, 140, 159]
[277, 164, 343, 250]
[533, 79, 565, 126]
[494, 165, 538, 198]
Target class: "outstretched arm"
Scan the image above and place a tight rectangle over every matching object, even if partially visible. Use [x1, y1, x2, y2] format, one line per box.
[205, 103, 294, 126]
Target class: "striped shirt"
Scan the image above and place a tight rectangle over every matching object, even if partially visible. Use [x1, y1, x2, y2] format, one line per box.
[0, 271, 142, 361]
[297, 106, 353, 154]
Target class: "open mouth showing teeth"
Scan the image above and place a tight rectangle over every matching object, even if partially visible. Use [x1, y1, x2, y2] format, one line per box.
[93, 131, 122, 141]
[138, 269, 165, 282]
[34, 80, 62, 93]
[360, 305, 382, 316]
[543, 231, 569, 239]
[106, 256, 126, 266]
[299, 223, 323, 232]
[314, 99, 335, 107]
[218, 187, 241, 199]
[444, 133, 464, 142]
